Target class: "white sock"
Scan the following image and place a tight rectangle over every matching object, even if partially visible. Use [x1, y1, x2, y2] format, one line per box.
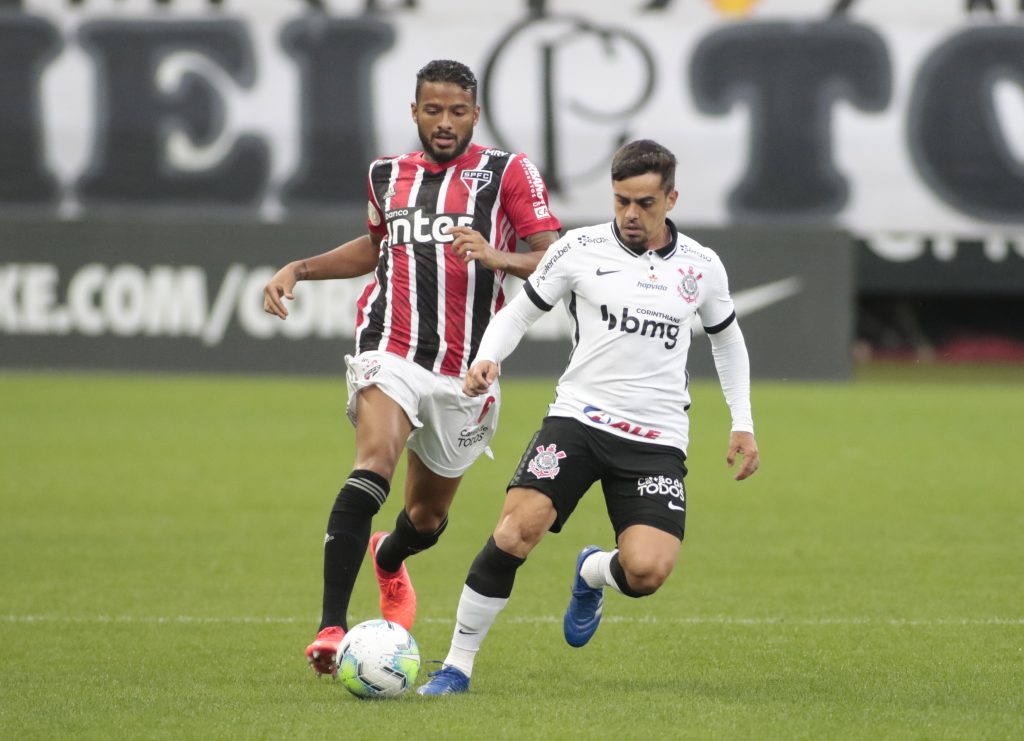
[442, 584, 508, 677]
[580, 549, 621, 592]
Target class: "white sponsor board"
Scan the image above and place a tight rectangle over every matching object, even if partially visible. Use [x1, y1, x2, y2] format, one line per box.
[5, 0, 1023, 242]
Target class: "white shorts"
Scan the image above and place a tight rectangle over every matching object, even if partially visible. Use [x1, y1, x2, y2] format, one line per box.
[345, 351, 501, 478]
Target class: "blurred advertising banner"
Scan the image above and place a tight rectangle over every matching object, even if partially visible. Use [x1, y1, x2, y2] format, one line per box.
[1, 4, 1024, 229]
[0, 219, 853, 378]
[1, 0, 1021, 295]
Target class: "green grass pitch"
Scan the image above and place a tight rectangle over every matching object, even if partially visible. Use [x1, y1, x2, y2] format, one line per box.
[1, 365, 1022, 739]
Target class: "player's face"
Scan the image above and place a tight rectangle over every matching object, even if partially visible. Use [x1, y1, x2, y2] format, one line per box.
[412, 82, 479, 164]
[613, 172, 679, 249]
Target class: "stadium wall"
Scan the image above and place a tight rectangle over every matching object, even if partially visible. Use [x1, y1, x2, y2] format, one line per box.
[1, 0, 1022, 371]
[0, 218, 853, 379]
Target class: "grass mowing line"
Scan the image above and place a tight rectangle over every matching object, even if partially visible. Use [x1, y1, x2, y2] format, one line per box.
[5, 613, 1023, 626]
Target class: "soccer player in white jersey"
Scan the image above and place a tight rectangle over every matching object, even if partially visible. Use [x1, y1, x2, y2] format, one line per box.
[417, 139, 759, 695]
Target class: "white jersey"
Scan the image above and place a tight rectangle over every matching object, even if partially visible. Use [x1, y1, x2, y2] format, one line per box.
[509, 220, 738, 453]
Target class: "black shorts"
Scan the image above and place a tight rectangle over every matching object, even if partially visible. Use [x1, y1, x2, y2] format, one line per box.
[507, 416, 688, 540]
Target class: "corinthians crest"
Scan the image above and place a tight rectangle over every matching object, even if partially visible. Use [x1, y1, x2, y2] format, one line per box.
[677, 266, 703, 303]
[527, 443, 567, 479]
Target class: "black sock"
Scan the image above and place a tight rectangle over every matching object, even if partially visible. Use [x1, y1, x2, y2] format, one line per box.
[465, 536, 526, 599]
[375, 509, 448, 573]
[609, 551, 646, 598]
[319, 469, 389, 631]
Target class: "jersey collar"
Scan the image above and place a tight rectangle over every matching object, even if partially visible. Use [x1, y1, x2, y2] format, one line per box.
[413, 142, 484, 171]
[611, 218, 679, 259]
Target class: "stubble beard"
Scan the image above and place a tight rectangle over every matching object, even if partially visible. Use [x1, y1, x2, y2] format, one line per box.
[419, 128, 473, 164]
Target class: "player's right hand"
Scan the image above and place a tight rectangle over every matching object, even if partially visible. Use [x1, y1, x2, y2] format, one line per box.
[463, 360, 499, 397]
[263, 266, 297, 319]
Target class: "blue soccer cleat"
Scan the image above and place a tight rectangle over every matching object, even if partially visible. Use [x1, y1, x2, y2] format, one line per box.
[563, 545, 605, 648]
[416, 664, 471, 696]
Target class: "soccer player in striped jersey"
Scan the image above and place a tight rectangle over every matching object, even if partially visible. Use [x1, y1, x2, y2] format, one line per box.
[262, 60, 561, 676]
[417, 139, 759, 695]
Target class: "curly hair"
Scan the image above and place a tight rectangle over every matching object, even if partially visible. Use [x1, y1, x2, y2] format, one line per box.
[415, 59, 478, 102]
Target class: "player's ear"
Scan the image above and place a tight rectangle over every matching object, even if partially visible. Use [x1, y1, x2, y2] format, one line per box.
[473, 105, 480, 125]
[410, 102, 418, 122]
[666, 189, 679, 210]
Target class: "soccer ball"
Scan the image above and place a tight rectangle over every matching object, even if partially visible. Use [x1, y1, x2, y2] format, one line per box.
[336, 619, 420, 699]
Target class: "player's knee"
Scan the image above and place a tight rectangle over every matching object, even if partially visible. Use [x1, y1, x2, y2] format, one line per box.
[492, 499, 553, 557]
[395, 507, 448, 547]
[492, 517, 545, 557]
[404, 502, 449, 533]
[620, 554, 674, 595]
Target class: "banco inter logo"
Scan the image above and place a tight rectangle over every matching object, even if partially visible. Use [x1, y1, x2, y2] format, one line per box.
[600, 305, 681, 349]
[385, 207, 473, 246]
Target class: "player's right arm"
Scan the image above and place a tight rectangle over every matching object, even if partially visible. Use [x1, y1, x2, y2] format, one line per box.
[463, 287, 546, 396]
[263, 232, 383, 319]
[464, 233, 575, 396]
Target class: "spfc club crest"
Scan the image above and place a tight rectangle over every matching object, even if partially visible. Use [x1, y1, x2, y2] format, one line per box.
[527, 443, 567, 479]
[677, 266, 703, 303]
[460, 169, 493, 193]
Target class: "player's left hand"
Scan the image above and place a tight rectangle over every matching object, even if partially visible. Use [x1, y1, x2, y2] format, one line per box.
[727, 431, 760, 481]
[448, 226, 506, 271]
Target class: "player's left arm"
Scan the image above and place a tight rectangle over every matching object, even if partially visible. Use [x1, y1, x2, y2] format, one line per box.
[700, 257, 760, 481]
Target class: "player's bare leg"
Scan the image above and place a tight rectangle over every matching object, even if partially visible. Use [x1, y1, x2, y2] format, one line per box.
[565, 525, 681, 648]
[371, 451, 461, 630]
[307, 386, 412, 676]
[614, 524, 681, 595]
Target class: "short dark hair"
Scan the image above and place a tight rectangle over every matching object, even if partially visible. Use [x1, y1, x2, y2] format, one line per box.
[611, 139, 676, 192]
[415, 59, 478, 102]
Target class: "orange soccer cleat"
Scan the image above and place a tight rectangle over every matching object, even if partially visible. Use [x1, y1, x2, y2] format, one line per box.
[369, 531, 417, 631]
[305, 625, 346, 677]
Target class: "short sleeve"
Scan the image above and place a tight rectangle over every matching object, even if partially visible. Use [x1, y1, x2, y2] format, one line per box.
[499, 154, 562, 238]
[523, 236, 577, 310]
[696, 252, 737, 333]
[366, 163, 387, 238]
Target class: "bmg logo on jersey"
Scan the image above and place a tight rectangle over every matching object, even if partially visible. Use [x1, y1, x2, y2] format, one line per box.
[600, 305, 680, 349]
[637, 475, 686, 512]
[385, 207, 474, 246]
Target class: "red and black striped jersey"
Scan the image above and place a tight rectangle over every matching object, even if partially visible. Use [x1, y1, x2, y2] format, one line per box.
[355, 143, 561, 377]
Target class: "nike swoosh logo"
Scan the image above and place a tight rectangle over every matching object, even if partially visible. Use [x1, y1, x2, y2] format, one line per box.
[693, 276, 803, 336]
[595, 268, 621, 276]
[667, 502, 685, 511]
[457, 629, 479, 635]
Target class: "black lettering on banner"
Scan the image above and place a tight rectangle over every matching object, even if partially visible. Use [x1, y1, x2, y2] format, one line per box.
[0, 14, 60, 205]
[76, 20, 268, 207]
[280, 16, 394, 209]
[908, 27, 1024, 224]
[482, 14, 656, 194]
[690, 22, 890, 220]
